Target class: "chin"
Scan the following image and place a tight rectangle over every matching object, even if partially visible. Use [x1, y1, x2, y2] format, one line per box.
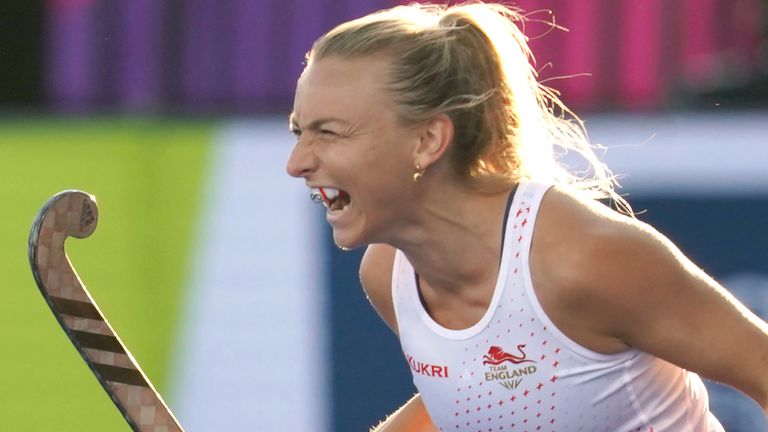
[332, 229, 367, 251]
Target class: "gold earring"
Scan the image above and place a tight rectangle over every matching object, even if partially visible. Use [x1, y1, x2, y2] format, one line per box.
[413, 163, 424, 182]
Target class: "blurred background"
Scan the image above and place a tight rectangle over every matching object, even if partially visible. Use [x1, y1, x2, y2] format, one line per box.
[1, 0, 766, 431]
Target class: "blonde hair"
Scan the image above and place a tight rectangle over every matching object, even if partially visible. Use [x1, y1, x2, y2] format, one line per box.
[307, 2, 630, 212]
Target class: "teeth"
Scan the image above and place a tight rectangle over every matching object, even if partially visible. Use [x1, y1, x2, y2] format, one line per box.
[320, 187, 340, 200]
[310, 187, 341, 208]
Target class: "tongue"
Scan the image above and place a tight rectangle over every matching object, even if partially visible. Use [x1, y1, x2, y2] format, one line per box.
[332, 191, 350, 211]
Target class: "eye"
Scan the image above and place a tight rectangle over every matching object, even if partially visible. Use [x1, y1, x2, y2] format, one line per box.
[319, 129, 338, 137]
[289, 128, 301, 138]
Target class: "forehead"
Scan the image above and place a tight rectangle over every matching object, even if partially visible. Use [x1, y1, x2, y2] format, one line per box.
[292, 55, 397, 125]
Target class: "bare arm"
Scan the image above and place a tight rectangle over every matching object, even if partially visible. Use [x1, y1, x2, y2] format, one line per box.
[537, 190, 768, 413]
[360, 244, 438, 430]
[604, 224, 768, 411]
[360, 243, 399, 333]
[369, 394, 437, 432]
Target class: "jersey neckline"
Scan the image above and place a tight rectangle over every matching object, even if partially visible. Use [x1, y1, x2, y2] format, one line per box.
[409, 184, 520, 340]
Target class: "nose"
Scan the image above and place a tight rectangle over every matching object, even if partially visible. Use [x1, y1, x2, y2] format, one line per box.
[286, 137, 317, 179]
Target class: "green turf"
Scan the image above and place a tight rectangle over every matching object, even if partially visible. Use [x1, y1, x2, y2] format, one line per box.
[0, 118, 212, 430]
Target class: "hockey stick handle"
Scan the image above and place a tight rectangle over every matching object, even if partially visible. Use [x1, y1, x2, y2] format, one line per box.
[28, 190, 184, 432]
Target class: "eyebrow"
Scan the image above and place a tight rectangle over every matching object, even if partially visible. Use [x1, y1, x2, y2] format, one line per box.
[288, 114, 350, 131]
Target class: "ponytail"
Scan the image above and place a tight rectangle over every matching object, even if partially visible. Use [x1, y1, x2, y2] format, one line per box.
[308, 3, 631, 213]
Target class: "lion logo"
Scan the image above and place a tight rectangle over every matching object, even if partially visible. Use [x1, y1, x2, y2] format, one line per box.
[482, 344, 535, 365]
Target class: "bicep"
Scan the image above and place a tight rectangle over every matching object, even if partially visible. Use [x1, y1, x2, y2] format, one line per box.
[360, 243, 399, 334]
[584, 223, 768, 406]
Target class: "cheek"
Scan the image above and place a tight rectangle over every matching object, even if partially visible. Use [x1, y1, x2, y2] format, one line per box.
[362, 144, 409, 182]
[337, 129, 416, 195]
[354, 169, 412, 211]
[368, 134, 418, 176]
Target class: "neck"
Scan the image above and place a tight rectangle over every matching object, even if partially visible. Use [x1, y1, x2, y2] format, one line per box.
[386, 180, 515, 294]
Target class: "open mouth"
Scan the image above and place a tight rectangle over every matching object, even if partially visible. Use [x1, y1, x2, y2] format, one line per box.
[310, 187, 351, 212]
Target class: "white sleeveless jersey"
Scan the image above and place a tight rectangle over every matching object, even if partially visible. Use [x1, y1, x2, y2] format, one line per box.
[392, 182, 724, 432]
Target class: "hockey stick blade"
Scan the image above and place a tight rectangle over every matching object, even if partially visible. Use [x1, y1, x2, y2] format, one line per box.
[28, 190, 184, 432]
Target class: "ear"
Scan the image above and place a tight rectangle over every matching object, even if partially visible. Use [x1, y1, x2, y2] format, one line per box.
[413, 113, 454, 169]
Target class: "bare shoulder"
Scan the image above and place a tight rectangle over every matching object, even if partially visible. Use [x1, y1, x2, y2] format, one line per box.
[360, 243, 399, 334]
[535, 186, 655, 268]
[535, 188, 768, 408]
[532, 186, 672, 353]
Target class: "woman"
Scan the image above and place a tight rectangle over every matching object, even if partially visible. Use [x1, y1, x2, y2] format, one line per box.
[286, 3, 768, 431]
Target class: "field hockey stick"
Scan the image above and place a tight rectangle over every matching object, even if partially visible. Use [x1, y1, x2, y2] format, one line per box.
[28, 190, 184, 432]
